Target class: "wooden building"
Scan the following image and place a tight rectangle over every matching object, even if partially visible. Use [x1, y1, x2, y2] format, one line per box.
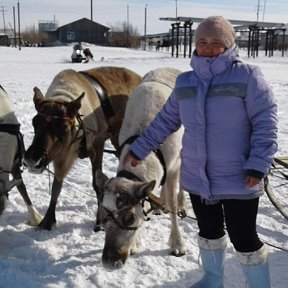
[51, 18, 110, 45]
[0, 34, 10, 46]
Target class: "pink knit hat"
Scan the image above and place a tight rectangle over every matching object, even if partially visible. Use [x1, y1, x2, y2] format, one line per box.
[195, 16, 236, 48]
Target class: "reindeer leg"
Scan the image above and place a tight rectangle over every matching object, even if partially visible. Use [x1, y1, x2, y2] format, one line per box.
[177, 185, 188, 218]
[15, 177, 43, 226]
[88, 140, 105, 232]
[11, 161, 42, 226]
[164, 170, 186, 257]
[38, 177, 62, 230]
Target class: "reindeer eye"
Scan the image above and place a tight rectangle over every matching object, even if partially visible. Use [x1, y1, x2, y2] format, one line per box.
[59, 104, 67, 116]
[123, 211, 136, 226]
[116, 192, 131, 209]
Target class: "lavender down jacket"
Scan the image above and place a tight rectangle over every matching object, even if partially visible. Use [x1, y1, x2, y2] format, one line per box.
[130, 45, 278, 200]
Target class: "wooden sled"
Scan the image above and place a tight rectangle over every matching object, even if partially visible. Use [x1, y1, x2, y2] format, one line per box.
[264, 157, 288, 220]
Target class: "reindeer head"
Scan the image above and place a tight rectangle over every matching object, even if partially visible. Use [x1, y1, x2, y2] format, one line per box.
[96, 170, 156, 269]
[23, 87, 85, 174]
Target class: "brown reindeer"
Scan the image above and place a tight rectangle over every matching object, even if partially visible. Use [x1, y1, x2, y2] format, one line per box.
[23, 67, 142, 231]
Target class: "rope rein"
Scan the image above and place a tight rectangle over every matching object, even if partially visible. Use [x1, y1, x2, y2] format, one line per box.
[23, 164, 286, 253]
[44, 167, 95, 198]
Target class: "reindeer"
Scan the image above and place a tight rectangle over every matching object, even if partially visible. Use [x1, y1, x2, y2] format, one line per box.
[23, 67, 142, 231]
[96, 68, 187, 269]
[0, 85, 42, 225]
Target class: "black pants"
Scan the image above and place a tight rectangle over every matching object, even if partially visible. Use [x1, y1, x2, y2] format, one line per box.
[189, 194, 263, 253]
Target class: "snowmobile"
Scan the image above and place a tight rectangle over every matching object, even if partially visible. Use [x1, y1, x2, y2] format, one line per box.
[71, 43, 88, 63]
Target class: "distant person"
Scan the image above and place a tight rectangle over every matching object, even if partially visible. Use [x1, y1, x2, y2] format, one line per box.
[156, 40, 161, 51]
[71, 42, 87, 63]
[83, 48, 94, 61]
[73, 41, 83, 51]
[123, 16, 277, 287]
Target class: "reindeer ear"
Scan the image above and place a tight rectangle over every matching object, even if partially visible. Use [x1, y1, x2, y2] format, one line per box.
[67, 92, 85, 118]
[136, 180, 156, 200]
[33, 87, 45, 111]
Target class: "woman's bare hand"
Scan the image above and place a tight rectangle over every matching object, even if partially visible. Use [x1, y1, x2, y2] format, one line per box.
[123, 152, 141, 167]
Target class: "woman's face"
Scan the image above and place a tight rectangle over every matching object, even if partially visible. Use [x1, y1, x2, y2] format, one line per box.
[196, 37, 226, 57]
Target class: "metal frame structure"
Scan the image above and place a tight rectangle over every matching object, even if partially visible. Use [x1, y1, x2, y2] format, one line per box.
[159, 17, 286, 58]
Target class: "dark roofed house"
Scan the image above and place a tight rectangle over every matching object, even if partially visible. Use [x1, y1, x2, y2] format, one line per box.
[55, 18, 110, 45]
[0, 34, 10, 46]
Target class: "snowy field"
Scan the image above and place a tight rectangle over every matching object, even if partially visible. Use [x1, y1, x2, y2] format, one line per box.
[0, 44, 288, 287]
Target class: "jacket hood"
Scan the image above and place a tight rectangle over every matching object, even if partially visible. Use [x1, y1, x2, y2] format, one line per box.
[190, 43, 240, 80]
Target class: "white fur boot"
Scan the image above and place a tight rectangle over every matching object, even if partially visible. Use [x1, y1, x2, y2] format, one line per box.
[191, 235, 227, 288]
[237, 245, 271, 288]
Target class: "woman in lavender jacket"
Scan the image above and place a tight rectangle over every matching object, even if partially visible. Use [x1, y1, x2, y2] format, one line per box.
[124, 16, 277, 288]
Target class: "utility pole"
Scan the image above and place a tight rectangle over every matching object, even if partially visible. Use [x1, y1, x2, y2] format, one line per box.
[144, 4, 147, 50]
[256, 0, 261, 22]
[17, 0, 21, 50]
[1, 6, 6, 34]
[91, 0, 93, 21]
[175, 0, 178, 18]
[126, 4, 129, 48]
[13, 6, 16, 47]
[262, 0, 267, 22]
[127, 4, 129, 28]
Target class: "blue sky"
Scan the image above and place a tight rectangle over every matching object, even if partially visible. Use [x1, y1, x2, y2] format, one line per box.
[1, 0, 287, 34]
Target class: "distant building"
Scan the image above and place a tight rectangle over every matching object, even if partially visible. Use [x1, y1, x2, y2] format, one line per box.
[0, 28, 14, 46]
[39, 20, 59, 33]
[0, 34, 10, 46]
[47, 18, 110, 45]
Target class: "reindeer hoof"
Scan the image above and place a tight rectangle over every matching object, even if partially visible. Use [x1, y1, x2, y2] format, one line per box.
[37, 220, 57, 231]
[169, 249, 186, 257]
[152, 208, 163, 215]
[177, 210, 187, 219]
[93, 224, 104, 232]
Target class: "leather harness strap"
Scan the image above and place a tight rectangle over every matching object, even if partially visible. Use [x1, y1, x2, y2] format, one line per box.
[117, 135, 139, 158]
[117, 135, 167, 186]
[0, 123, 20, 134]
[79, 71, 115, 121]
[116, 170, 142, 182]
[0, 84, 6, 93]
